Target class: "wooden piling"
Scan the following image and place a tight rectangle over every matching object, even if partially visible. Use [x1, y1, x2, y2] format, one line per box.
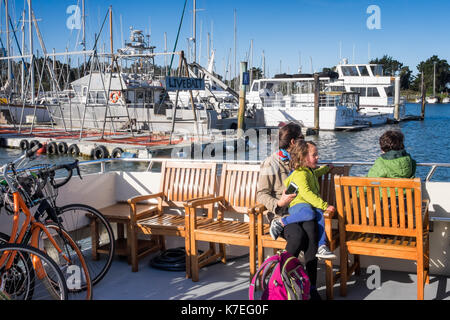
[237, 61, 248, 138]
[314, 73, 320, 130]
[420, 71, 426, 120]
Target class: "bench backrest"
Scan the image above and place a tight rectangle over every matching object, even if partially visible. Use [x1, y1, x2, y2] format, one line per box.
[334, 176, 423, 237]
[318, 166, 351, 207]
[218, 163, 261, 215]
[160, 161, 217, 207]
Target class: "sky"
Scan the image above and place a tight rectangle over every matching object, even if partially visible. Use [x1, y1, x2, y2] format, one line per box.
[1, 0, 449, 79]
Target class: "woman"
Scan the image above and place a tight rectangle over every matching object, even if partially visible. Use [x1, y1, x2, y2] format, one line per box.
[256, 122, 321, 300]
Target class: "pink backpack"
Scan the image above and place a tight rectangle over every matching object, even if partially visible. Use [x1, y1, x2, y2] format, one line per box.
[249, 250, 310, 300]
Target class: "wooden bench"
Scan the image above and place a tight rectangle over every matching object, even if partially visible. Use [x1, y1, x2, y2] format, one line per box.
[97, 161, 218, 275]
[185, 163, 260, 282]
[334, 176, 430, 300]
[255, 165, 353, 300]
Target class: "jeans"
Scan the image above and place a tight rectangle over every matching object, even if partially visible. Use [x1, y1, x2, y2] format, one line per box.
[282, 203, 326, 247]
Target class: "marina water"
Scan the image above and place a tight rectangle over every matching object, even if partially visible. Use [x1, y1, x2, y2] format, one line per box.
[0, 103, 449, 182]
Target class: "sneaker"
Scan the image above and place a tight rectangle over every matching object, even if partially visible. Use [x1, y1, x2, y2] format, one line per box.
[316, 245, 337, 260]
[269, 218, 284, 240]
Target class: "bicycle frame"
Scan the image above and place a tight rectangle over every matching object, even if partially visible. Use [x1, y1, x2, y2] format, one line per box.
[0, 190, 70, 279]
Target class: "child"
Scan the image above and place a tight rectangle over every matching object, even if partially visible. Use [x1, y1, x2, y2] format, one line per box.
[269, 140, 336, 260]
[368, 130, 416, 179]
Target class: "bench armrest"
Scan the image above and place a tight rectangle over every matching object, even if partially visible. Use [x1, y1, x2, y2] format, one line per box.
[185, 196, 225, 208]
[249, 203, 267, 215]
[323, 209, 337, 219]
[127, 192, 165, 205]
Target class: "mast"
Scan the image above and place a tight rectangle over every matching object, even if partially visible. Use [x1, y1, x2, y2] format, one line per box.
[433, 61, 436, 97]
[109, 6, 113, 59]
[82, 0, 86, 73]
[5, 0, 12, 83]
[21, 9, 25, 99]
[28, 0, 34, 104]
[193, 0, 196, 63]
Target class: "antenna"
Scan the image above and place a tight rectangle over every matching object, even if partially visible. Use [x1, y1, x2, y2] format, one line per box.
[310, 56, 313, 73]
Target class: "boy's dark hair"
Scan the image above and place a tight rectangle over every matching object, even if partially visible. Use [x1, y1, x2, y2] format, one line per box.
[279, 122, 304, 150]
[379, 130, 405, 152]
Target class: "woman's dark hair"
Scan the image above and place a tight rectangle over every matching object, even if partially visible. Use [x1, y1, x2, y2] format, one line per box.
[289, 140, 316, 170]
[379, 130, 405, 152]
[279, 122, 304, 150]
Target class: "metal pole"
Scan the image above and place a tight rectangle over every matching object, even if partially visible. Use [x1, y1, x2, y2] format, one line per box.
[421, 71, 426, 120]
[21, 9, 25, 99]
[237, 61, 247, 138]
[433, 61, 436, 97]
[82, 0, 86, 74]
[109, 6, 113, 65]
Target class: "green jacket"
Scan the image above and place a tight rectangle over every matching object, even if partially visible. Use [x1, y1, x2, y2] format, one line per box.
[284, 166, 330, 211]
[367, 150, 416, 179]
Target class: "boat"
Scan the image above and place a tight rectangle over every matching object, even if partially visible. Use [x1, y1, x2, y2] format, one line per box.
[247, 74, 359, 130]
[426, 96, 439, 104]
[442, 97, 450, 104]
[0, 157, 447, 301]
[327, 59, 406, 124]
[46, 28, 265, 135]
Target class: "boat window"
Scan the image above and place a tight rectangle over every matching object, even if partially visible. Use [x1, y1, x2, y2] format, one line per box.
[330, 86, 346, 92]
[88, 92, 96, 103]
[251, 82, 259, 92]
[342, 66, 359, 76]
[367, 87, 380, 97]
[145, 91, 153, 103]
[358, 66, 370, 76]
[127, 91, 135, 103]
[263, 82, 274, 90]
[137, 91, 144, 102]
[350, 87, 366, 97]
[370, 65, 383, 76]
[82, 86, 88, 97]
[97, 91, 106, 103]
[384, 86, 394, 97]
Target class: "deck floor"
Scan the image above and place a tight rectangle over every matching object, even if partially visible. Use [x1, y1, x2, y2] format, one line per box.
[93, 252, 450, 300]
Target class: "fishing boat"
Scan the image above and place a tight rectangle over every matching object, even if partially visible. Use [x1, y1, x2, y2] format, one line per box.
[327, 59, 406, 124]
[46, 28, 265, 135]
[247, 74, 359, 130]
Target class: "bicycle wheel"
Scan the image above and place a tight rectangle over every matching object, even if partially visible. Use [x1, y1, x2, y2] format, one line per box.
[55, 204, 115, 286]
[38, 223, 93, 300]
[0, 243, 68, 300]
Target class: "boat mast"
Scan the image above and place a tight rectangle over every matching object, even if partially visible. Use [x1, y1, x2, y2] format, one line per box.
[5, 0, 12, 84]
[82, 0, 86, 74]
[21, 9, 25, 99]
[192, 0, 196, 63]
[433, 61, 436, 97]
[109, 6, 113, 65]
[27, 0, 34, 104]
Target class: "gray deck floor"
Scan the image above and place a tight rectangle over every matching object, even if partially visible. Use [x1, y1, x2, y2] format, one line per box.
[93, 253, 450, 300]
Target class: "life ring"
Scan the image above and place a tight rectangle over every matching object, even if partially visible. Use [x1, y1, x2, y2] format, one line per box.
[58, 142, 68, 155]
[67, 144, 80, 157]
[47, 142, 59, 155]
[109, 91, 121, 104]
[19, 140, 29, 151]
[92, 145, 110, 160]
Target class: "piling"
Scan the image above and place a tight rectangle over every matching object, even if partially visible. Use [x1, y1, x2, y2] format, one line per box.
[313, 73, 320, 130]
[420, 71, 426, 120]
[394, 76, 401, 121]
[237, 61, 248, 138]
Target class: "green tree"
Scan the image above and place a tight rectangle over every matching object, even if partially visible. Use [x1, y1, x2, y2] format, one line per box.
[414, 55, 450, 95]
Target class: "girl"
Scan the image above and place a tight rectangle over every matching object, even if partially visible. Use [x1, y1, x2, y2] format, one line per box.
[269, 140, 336, 259]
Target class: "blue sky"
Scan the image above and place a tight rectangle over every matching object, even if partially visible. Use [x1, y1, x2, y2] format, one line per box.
[1, 0, 449, 78]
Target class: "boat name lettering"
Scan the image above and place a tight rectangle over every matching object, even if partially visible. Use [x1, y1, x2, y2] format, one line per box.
[165, 77, 205, 91]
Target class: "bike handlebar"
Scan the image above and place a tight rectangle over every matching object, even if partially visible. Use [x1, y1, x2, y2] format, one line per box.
[39, 160, 82, 189]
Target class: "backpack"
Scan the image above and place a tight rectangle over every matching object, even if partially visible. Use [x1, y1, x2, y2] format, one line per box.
[249, 250, 310, 300]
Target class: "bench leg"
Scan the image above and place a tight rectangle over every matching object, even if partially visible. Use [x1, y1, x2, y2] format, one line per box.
[417, 254, 424, 300]
[190, 235, 199, 282]
[129, 224, 138, 272]
[325, 259, 334, 300]
[185, 235, 191, 279]
[90, 218, 99, 261]
[219, 244, 226, 264]
[339, 246, 348, 297]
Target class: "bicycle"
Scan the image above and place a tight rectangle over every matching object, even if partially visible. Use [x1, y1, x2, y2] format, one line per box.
[0, 243, 68, 300]
[1, 148, 115, 287]
[0, 145, 93, 300]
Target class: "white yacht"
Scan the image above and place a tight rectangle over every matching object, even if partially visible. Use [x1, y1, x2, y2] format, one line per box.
[328, 60, 405, 124]
[247, 74, 358, 130]
[426, 96, 439, 104]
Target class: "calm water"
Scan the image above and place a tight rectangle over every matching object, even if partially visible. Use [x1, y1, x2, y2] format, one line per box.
[0, 103, 449, 181]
